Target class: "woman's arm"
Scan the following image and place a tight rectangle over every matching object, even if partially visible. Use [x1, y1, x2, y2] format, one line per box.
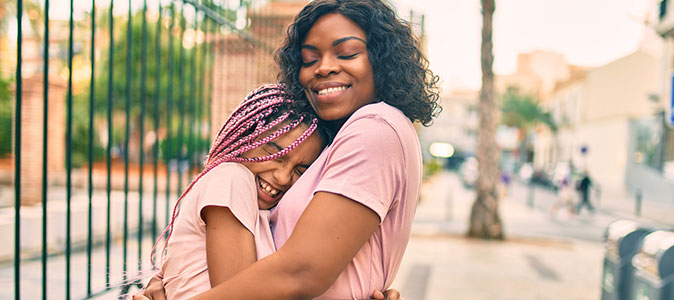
[202, 205, 257, 286]
[190, 191, 380, 300]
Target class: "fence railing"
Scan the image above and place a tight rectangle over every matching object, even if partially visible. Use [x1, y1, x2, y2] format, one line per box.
[3, 0, 285, 298]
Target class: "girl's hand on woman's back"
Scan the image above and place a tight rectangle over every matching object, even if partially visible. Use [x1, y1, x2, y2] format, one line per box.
[372, 289, 402, 300]
[140, 275, 166, 300]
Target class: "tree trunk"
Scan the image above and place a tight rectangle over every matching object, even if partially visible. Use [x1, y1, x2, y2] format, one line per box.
[468, 0, 503, 240]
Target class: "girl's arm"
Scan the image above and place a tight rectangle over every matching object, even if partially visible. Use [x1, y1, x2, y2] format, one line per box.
[201, 205, 257, 286]
[190, 191, 380, 300]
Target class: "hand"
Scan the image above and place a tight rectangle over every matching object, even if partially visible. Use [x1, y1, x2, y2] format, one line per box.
[141, 275, 167, 300]
[371, 289, 402, 300]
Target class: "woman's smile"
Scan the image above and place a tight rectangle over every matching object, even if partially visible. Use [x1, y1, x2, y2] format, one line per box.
[309, 82, 353, 104]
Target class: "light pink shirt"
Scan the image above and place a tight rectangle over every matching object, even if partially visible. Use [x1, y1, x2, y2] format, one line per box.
[161, 162, 276, 300]
[271, 102, 422, 300]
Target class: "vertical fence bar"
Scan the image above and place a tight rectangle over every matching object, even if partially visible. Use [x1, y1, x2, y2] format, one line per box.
[123, 0, 133, 283]
[165, 1, 175, 231]
[87, 0, 97, 296]
[196, 14, 203, 165]
[205, 16, 212, 149]
[65, 0, 76, 297]
[106, 0, 114, 287]
[14, 0, 23, 299]
[139, 0, 149, 273]
[177, 2, 186, 198]
[41, 0, 50, 298]
[199, 13, 208, 160]
[152, 0, 163, 244]
[220, 1, 227, 138]
[208, 15, 214, 145]
[188, 9, 197, 178]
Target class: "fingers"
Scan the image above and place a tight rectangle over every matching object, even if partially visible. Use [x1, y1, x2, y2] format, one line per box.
[371, 290, 385, 299]
[383, 289, 401, 300]
[142, 276, 167, 300]
[143, 288, 167, 300]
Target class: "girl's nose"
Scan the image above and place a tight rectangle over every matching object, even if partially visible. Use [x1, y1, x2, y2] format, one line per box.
[273, 165, 294, 187]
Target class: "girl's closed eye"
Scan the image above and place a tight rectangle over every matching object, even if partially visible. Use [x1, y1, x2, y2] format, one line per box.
[294, 167, 307, 177]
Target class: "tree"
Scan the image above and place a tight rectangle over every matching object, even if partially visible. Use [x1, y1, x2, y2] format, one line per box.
[468, 0, 503, 240]
[0, 67, 10, 156]
[500, 86, 556, 164]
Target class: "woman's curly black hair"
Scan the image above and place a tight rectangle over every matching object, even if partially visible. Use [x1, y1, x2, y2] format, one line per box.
[274, 0, 442, 126]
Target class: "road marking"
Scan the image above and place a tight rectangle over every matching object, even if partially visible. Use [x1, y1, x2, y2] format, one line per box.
[525, 254, 560, 281]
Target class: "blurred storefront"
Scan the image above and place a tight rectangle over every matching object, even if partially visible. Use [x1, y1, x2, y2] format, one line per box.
[535, 50, 665, 205]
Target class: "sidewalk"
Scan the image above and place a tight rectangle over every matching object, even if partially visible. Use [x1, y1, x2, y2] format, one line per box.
[392, 171, 673, 300]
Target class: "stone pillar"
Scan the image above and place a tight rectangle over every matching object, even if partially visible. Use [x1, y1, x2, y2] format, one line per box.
[15, 75, 66, 206]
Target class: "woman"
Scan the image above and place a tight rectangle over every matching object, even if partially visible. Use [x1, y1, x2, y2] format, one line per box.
[143, 0, 439, 298]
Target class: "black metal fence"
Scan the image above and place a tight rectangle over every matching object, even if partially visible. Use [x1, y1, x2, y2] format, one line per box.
[3, 0, 283, 298]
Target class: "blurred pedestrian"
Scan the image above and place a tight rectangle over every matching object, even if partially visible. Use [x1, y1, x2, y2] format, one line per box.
[575, 171, 594, 214]
[499, 171, 512, 198]
[550, 177, 575, 218]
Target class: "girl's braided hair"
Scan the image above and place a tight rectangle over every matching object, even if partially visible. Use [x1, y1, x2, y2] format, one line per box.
[151, 83, 321, 269]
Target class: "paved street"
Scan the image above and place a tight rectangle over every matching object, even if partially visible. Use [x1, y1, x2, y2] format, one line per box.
[392, 171, 673, 300]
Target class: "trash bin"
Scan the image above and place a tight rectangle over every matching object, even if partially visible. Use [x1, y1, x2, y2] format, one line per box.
[601, 219, 653, 300]
[631, 230, 674, 300]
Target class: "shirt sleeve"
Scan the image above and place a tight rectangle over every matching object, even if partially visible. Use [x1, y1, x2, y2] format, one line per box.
[315, 115, 405, 221]
[196, 163, 258, 234]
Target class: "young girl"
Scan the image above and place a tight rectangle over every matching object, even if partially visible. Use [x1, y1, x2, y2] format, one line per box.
[151, 83, 325, 299]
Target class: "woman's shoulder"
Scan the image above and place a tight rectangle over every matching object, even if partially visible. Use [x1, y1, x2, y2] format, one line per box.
[338, 102, 417, 142]
[349, 102, 410, 125]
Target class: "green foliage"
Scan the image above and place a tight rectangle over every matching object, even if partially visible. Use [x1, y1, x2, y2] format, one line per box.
[0, 72, 11, 156]
[71, 7, 217, 165]
[423, 158, 443, 180]
[500, 86, 556, 132]
[85, 8, 210, 121]
[159, 133, 211, 163]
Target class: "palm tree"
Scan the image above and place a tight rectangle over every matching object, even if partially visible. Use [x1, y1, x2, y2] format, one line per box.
[468, 0, 503, 239]
[501, 86, 557, 165]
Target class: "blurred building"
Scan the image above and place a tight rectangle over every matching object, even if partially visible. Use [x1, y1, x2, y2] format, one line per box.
[210, 0, 309, 133]
[534, 50, 660, 203]
[496, 50, 572, 100]
[418, 90, 479, 161]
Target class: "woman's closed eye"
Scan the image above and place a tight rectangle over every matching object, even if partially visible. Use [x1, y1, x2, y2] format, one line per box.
[302, 60, 317, 67]
[337, 52, 359, 60]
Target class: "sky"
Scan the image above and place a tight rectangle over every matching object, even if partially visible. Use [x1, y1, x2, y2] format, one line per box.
[11, 0, 653, 92]
[392, 0, 653, 91]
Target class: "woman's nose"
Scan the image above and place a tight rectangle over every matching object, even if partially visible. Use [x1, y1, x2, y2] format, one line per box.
[314, 56, 340, 77]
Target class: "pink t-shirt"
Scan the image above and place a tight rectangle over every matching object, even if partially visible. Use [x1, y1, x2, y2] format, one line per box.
[161, 162, 276, 300]
[271, 102, 422, 300]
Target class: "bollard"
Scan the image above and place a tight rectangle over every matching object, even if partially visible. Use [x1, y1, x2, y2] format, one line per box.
[635, 189, 642, 217]
[527, 180, 535, 208]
